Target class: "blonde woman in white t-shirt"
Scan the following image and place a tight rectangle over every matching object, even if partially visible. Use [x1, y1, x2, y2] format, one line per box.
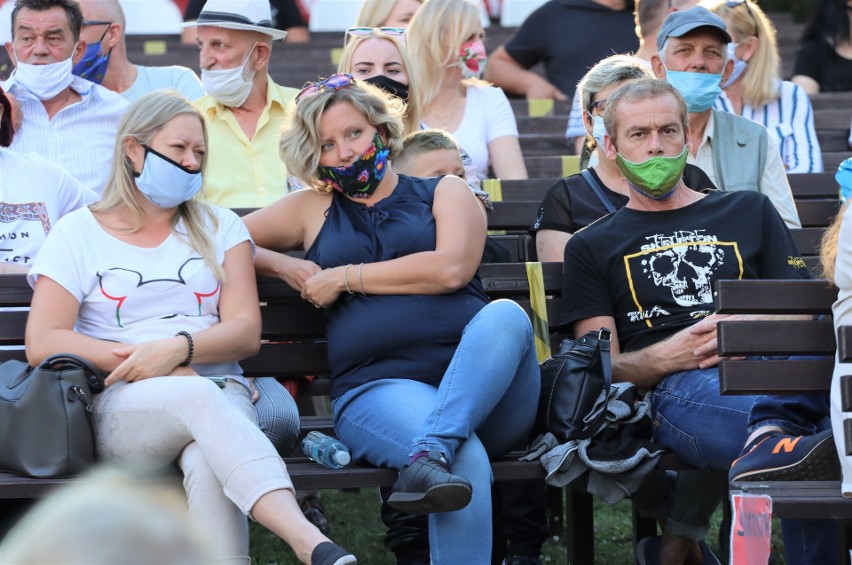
[24, 90, 356, 565]
[406, 0, 527, 181]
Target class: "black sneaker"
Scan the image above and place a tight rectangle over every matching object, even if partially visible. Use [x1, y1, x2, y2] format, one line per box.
[311, 541, 357, 565]
[729, 429, 840, 483]
[387, 451, 472, 515]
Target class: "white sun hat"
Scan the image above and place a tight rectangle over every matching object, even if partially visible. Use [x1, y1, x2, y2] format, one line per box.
[182, 0, 288, 41]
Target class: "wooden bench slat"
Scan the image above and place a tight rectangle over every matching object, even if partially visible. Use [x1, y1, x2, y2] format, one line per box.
[719, 358, 834, 393]
[0, 349, 27, 363]
[478, 262, 562, 294]
[715, 279, 837, 314]
[798, 199, 842, 228]
[0, 276, 33, 306]
[717, 320, 836, 356]
[242, 342, 329, 378]
[495, 174, 840, 202]
[0, 310, 28, 344]
[0, 457, 544, 497]
[846, 419, 852, 457]
[731, 482, 852, 519]
[837, 326, 852, 363]
[793, 227, 825, 256]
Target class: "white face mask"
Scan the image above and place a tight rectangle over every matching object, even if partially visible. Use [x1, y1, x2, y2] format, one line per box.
[134, 145, 202, 208]
[590, 114, 606, 148]
[723, 42, 748, 87]
[200, 44, 257, 107]
[12, 44, 76, 100]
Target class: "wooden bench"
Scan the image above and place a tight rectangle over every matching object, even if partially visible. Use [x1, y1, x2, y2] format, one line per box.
[0, 263, 613, 565]
[715, 278, 852, 560]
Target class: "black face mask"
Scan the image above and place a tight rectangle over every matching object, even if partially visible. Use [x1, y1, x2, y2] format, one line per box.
[364, 74, 409, 102]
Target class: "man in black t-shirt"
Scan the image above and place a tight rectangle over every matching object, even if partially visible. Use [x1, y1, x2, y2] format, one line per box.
[485, 0, 638, 100]
[561, 78, 835, 564]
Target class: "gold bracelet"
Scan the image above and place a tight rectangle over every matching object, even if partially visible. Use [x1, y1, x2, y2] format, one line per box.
[358, 263, 367, 296]
[344, 264, 353, 295]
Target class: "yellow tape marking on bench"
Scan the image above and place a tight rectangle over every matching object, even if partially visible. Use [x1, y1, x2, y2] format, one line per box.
[481, 178, 503, 202]
[525, 261, 551, 363]
[528, 99, 554, 118]
[330, 48, 343, 67]
[561, 155, 580, 178]
[143, 40, 167, 56]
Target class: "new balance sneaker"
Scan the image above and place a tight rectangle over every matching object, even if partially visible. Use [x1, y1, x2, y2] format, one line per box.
[729, 429, 840, 483]
[387, 451, 472, 515]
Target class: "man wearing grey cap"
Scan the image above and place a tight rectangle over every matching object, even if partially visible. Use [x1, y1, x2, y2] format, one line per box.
[651, 5, 801, 230]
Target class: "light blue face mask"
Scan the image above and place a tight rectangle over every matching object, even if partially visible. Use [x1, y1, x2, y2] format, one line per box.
[837, 158, 852, 202]
[723, 43, 747, 87]
[664, 67, 723, 112]
[590, 114, 606, 147]
[134, 145, 202, 208]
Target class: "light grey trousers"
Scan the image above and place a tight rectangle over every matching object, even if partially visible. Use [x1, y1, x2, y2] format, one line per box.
[92, 377, 294, 563]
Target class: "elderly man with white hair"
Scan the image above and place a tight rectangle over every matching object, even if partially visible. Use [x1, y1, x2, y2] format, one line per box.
[184, 0, 298, 210]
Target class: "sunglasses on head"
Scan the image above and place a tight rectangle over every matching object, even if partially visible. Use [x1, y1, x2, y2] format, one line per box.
[725, 0, 760, 37]
[345, 27, 406, 40]
[295, 73, 356, 104]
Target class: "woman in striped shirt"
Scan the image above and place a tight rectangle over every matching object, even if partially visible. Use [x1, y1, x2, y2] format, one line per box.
[709, 0, 824, 174]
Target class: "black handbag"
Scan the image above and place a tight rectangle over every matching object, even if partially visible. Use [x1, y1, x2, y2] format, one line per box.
[0, 354, 105, 478]
[537, 328, 613, 442]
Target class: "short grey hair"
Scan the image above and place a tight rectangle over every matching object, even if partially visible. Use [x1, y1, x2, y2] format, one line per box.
[578, 54, 655, 114]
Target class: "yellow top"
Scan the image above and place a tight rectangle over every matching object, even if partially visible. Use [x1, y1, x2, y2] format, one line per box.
[194, 76, 298, 208]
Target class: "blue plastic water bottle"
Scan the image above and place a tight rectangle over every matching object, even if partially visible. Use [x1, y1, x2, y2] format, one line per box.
[301, 431, 351, 469]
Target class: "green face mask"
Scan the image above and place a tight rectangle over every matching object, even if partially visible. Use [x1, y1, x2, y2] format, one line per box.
[615, 146, 688, 200]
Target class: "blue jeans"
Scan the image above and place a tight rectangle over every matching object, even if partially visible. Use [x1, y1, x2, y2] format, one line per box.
[649, 365, 835, 564]
[331, 300, 540, 565]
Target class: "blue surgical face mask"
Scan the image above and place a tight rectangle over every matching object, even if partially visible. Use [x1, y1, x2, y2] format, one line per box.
[590, 114, 606, 148]
[722, 43, 747, 87]
[133, 145, 202, 208]
[837, 158, 852, 202]
[664, 66, 723, 113]
[72, 27, 111, 84]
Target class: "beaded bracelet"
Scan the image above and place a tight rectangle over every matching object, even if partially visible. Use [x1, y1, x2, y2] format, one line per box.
[343, 264, 354, 295]
[176, 331, 194, 367]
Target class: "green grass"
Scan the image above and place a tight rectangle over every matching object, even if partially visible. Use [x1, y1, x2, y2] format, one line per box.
[249, 488, 788, 564]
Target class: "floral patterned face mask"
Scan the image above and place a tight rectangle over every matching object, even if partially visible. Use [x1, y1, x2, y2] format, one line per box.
[317, 131, 390, 199]
[457, 39, 487, 79]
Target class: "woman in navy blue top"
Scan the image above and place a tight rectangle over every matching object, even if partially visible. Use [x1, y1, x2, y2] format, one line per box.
[244, 75, 539, 565]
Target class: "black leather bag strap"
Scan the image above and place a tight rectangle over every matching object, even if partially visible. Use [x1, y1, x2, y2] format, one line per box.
[580, 169, 617, 214]
[583, 328, 613, 439]
[39, 354, 105, 393]
[598, 328, 612, 388]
